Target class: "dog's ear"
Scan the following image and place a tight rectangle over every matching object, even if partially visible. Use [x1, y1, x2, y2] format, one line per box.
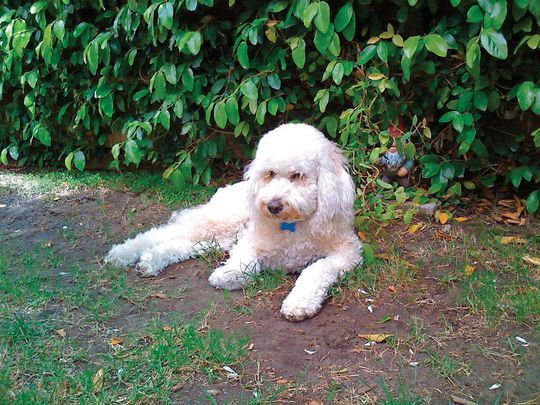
[310, 140, 355, 239]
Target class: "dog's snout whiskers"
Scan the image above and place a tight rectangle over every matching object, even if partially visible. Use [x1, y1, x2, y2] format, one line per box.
[267, 199, 283, 215]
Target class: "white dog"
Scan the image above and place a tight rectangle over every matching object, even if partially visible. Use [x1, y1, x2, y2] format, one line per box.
[106, 123, 362, 321]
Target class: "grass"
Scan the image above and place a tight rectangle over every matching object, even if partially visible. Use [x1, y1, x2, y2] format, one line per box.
[0, 169, 216, 208]
[0, 244, 249, 403]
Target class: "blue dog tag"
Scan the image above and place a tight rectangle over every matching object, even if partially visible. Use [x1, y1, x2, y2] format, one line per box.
[280, 222, 296, 232]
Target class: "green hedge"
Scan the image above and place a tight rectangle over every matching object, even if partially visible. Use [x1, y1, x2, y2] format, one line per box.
[1, 0, 539, 211]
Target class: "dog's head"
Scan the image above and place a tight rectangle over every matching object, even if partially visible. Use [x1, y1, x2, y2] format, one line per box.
[244, 124, 355, 238]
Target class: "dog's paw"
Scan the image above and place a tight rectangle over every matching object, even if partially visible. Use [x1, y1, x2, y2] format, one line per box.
[208, 266, 245, 290]
[105, 244, 138, 268]
[135, 253, 162, 277]
[280, 295, 320, 321]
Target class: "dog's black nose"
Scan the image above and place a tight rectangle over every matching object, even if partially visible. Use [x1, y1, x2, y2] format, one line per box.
[267, 199, 283, 215]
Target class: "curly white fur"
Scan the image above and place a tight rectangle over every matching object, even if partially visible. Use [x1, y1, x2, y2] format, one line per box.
[106, 123, 363, 321]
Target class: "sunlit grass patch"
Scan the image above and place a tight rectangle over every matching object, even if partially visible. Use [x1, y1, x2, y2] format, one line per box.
[0, 170, 217, 208]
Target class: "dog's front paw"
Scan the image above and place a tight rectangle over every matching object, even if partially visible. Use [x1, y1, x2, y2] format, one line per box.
[135, 253, 162, 277]
[105, 244, 139, 268]
[208, 266, 245, 290]
[280, 294, 321, 321]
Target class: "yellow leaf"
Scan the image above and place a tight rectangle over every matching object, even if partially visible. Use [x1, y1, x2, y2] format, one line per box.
[379, 31, 393, 39]
[523, 256, 540, 266]
[454, 216, 471, 222]
[55, 329, 66, 338]
[499, 236, 527, 245]
[367, 36, 380, 44]
[408, 223, 423, 234]
[110, 337, 123, 346]
[368, 73, 385, 80]
[438, 212, 449, 224]
[358, 333, 394, 343]
[392, 34, 404, 47]
[464, 265, 475, 276]
[92, 369, 104, 393]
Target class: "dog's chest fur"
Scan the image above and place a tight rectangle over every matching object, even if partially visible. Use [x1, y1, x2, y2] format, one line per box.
[250, 224, 323, 272]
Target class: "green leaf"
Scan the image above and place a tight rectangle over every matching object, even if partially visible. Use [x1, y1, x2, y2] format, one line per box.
[403, 35, 420, 58]
[291, 38, 306, 68]
[181, 68, 194, 91]
[125, 140, 141, 166]
[526, 190, 539, 213]
[341, 11, 356, 41]
[466, 39, 481, 69]
[517, 81, 535, 110]
[174, 99, 184, 118]
[99, 94, 114, 118]
[377, 41, 388, 62]
[303, 2, 318, 27]
[404, 143, 416, 160]
[256, 101, 267, 125]
[169, 169, 187, 191]
[237, 41, 249, 69]
[467, 5, 484, 23]
[73, 151, 86, 171]
[314, 24, 334, 53]
[332, 62, 344, 85]
[85, 42, 99, 74]
[53, 20, 65, 40]
[314, 1, 330, 33]
[357, 45, 377, 64]
[473, 91, 488, 111]
[424, 34, 448, 57]
[335, 2, 353, 32]
[157, 2, 174, 30]
[65, 152, 73, 171]
[267, 73, 281, 90]
[480, 28, 508, 59]
[240, 81, 258, 100]
[186, 31, 202, 55]
[0, 149, 8, 166]
[35, 126, 51, 146]
[214, 101, 227, 128]
[225, 97, 240, 125]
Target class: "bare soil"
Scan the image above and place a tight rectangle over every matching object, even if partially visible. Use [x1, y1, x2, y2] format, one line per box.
[1, 175, 538, 404]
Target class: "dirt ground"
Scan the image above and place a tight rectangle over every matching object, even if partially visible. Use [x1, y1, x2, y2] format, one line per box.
[1, 171, 539, 404]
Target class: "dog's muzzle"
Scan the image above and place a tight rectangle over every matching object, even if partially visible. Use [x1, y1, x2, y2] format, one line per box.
[267, 199, 283, 215]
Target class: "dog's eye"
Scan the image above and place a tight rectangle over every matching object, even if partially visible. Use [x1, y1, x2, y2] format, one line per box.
[289, 172, 303, 181]
[265, 170, 276, 179]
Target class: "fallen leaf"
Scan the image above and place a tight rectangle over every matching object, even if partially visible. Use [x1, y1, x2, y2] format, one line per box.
[497, 199, 515, 208]
[454, 216, 471, 222]
[358, 333, 394, 343]
[388, 285, 397, 293]
[55, 329, 66, 338]
[375, 253, 392, 260]
[464, 265, 475, 276]
[357, 231, 367, 240]
[276, 379, 289, 384]
[408, 223, 423, 234]
[149, 292, 167, 299]
[499, 236, 527, 245]
[451, 395, 476, 405]
[110, 337, 123, 346]
[162, 325, 172, 332]
[223, 366, 238, 379]
[171, 383, 184, 392]
[92, 369, 104, 392]
[501, 206, 524, 221]
[305, 401, 323, 405]
[523, 256, 540, 266]
[438, 212, 449, 224]
[515, 336, 529, 347]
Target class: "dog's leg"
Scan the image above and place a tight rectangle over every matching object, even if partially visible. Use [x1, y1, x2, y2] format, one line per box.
[135, 239, 210, 277]
[208, 241, 260, 290]
[280, 248, 362, 321]
[105, 223, 184, 268]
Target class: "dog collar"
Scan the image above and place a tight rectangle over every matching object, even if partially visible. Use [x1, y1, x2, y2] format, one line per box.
[280, 222, 296, 232]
